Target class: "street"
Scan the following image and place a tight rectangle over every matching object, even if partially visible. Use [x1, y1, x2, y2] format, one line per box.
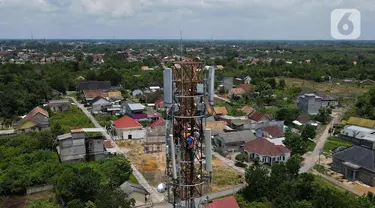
[299, 110, 342, 173]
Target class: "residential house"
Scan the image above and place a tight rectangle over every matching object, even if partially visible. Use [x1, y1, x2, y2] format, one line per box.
[15, 107, 50, 133]
[248, 111, 272, 123]
[52, 89, 63, 98]
[83, 90, 105, 101]
[295, 115, 312, 125]
[56, 129, 107, 163]
[145, 107, 160, 120]
[332, 145, 375, 186]
[93, 54, 105, 64]
[236, 84, 255, 93]
[297, 93, 323, 115]
[239, 106, 256, 116]
[107, 91, 123, 102]
[46, 100, 71, 112]
[229, 88, 246, 99]
[102, 104, 122, 116]
[340, 125, 375, 147]
[316, 92, 338, 107]
[205, 196, 240, 208]
[125, 103, 147, 120]
[258, 125, 284, 139]
[346, 117, 375, 129]
[112, 116, 145, 140]
[361, 79, 375, 85]
[205, 121, 227, 131]
[119, 182, 150, 207]
[243, 138, 291, 165]
[213, 130, 256, 152]
[207, 106, 228, 116]
[89, 97, 111, 113]
[78, 81, 111, 91]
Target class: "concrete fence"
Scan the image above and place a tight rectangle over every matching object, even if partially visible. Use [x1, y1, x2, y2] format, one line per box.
[26, 184, 54, 195]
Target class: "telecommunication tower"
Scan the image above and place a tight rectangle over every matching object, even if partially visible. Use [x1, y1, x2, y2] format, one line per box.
[163, 62, 215, 208]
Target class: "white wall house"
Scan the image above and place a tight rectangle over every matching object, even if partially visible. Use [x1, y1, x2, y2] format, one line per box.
[243, 138, 291, 165]
[112, 116, 146, 140]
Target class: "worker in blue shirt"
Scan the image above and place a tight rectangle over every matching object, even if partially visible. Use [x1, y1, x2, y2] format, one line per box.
[186, 133, 195, 161]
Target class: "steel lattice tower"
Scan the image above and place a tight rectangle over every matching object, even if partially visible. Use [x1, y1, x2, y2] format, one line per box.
[165, 61, 211, 208]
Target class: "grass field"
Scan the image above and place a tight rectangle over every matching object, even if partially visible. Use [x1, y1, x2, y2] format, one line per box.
[50, 105, 94, 133]
[279, 78, 368, 96]
[323, 136, 352, 153]
[314, 175, 350, 194]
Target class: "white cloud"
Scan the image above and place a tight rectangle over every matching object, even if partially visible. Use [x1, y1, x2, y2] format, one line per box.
[0, 0, 374, 39]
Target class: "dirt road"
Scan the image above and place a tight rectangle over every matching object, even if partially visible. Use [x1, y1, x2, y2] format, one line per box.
[299, 110, 342, 173]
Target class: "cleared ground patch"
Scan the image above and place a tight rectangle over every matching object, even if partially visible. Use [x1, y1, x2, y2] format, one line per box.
[116, 140, 243, 193]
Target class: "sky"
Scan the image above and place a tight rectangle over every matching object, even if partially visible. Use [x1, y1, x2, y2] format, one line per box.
[0, 0, 374, 40]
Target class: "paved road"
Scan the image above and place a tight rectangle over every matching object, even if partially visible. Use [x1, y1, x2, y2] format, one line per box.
[153, 185, 245, 208]
[299, 111, 342, 173]
[70, 97, 165, 204]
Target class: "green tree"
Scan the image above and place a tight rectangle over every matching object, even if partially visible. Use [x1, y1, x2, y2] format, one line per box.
[301, 125, 317, 140]
[95, 186, 134, 208]
[284, 131, 309, 155]
[266, 78, 277, 89]
[279, 79, 286, 89]
[235, 153, 248, 163]
[51, 122, 64, 137]
[243, 164, 269, 201]
[275, 108, 300, 125]
[56, 167, 101, 202]
[38, 130, 56, 150]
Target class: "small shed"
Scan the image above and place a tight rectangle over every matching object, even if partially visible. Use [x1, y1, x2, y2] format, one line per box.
[119, 182, 150, 207]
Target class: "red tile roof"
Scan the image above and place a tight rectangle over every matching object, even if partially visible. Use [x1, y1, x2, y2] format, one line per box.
[17, 106, 49, 127]
[113, 116, 142, 129]
[150, 118, 165, 128]
[297, 115, 310, 124]
[261, 125, 284, 138]
[237, 84, 255, 92]
[244, 138, 291, 156]
[231, 88, 246, 95]
[203, 196, 240, 208]
[249, 111, 271, 122]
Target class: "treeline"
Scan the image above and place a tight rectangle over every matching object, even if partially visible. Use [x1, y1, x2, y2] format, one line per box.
[354, 87, 375, 120]
[0, 61, 163, 120]
[237, 156, 375, 208]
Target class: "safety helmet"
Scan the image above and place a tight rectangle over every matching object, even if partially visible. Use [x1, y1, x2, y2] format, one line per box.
[186, 133, 191, 137]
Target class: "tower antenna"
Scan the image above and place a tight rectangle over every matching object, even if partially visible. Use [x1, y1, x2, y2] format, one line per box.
[180, 30, 183, 61]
